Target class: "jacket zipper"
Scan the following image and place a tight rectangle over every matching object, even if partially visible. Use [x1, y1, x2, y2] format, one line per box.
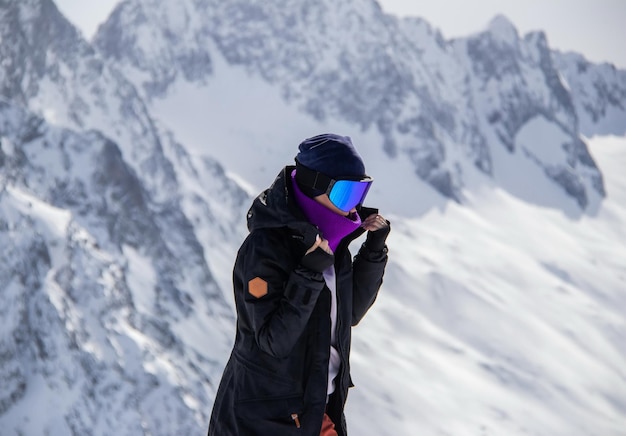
[291, 413, 301, 428]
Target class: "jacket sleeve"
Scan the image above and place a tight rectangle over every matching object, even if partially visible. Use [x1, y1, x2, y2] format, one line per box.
[237, 229, 326, 358]
[351, 242, 388, 326]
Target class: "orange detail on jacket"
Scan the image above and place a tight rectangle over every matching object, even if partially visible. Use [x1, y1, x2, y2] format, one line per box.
[248, 277, 268, 298]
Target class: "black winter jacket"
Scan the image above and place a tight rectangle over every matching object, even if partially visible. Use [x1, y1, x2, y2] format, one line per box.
[208, 166, 388, 436]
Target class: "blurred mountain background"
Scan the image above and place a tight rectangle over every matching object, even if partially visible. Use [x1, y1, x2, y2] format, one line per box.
[1, 0, 625, 434]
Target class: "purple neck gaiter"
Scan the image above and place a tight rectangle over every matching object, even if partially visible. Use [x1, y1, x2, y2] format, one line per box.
[291, 170, 361, 252]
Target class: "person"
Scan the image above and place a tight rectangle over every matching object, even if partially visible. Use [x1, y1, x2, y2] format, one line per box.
[208, 133, 390, 436]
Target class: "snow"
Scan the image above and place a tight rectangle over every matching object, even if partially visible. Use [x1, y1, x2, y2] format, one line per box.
[487, 15, 520, 46]
[150, 54, 626, 433]
[5, 186, 71, 265]
[150, 40, 444, 217]
[150, 40, 327, 191]
[113, 22, 626, 433]
[345, 134, 626, 436]
[123, 245, 158, 314]
[516, 115, 571, 166]
[8, 372, 76, 436]
[554, 52, 626, 137]
[2, 2, 626, 434]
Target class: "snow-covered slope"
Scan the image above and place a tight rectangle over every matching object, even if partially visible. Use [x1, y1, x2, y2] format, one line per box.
[346, 134, 626, 435]
[0, 99, 243, 434]
[1, 2, 251, 432]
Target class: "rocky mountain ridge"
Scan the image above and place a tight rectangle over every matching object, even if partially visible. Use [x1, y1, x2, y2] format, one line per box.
[93, 0, 625, 208]
[1, 0, 247, 433]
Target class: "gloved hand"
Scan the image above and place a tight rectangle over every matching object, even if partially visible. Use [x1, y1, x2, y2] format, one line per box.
[301, 235, 335, 272]
[289, 224, 335, 272]
[366, 226, 390, 251]
[361, 213, 391, 251]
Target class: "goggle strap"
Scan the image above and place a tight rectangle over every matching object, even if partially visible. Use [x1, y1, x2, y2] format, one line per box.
[294, 160, 333, 193]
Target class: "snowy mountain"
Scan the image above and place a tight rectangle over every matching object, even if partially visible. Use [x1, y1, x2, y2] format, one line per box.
[0, 95, 246, 433]
[1, 0, 248, 433]
[92, 1, 614, 212]
[346, 133, 626, 436]
[553, 51, 626, 137]
[1, 0, 625, 435]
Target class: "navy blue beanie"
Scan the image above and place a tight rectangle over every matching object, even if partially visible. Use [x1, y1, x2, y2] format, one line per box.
[295, 133, 366, 178]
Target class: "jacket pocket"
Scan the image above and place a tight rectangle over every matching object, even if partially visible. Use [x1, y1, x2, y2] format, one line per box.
[235, 395, 304, 434]
[234, 351, 302, 401]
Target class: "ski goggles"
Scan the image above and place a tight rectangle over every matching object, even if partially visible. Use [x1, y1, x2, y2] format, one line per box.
[295, 161, 373, 212]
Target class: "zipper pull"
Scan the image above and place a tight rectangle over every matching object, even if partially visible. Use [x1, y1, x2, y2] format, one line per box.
[291, 413, 301, 428]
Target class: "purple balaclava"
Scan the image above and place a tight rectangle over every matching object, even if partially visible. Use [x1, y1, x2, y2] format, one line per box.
[291, 170, 361, 252]
[291, 134, 367, 251]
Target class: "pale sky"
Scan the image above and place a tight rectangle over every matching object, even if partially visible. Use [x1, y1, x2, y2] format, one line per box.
[379, 0, 626, 69]
[55, 0, 626, 69]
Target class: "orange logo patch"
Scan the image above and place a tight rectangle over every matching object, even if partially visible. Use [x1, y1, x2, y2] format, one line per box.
[248, 277, 268, 298]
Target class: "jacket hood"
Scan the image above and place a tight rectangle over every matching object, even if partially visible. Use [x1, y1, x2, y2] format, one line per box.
[246, 166, 307, 232]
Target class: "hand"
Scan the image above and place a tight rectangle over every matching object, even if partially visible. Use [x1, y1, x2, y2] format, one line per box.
[362, 213, 390, 252]
[288, 223, 321, 256]
[305, 234, 333, 255]
[361, 213, 389, 232]
[301, 235, 334, 272]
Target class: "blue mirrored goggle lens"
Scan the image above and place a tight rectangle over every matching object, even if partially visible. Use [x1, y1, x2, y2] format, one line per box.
[328, 179, 372, 212]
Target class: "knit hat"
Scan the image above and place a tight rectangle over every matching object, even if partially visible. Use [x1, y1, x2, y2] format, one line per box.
[295, 133, 366, 179]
